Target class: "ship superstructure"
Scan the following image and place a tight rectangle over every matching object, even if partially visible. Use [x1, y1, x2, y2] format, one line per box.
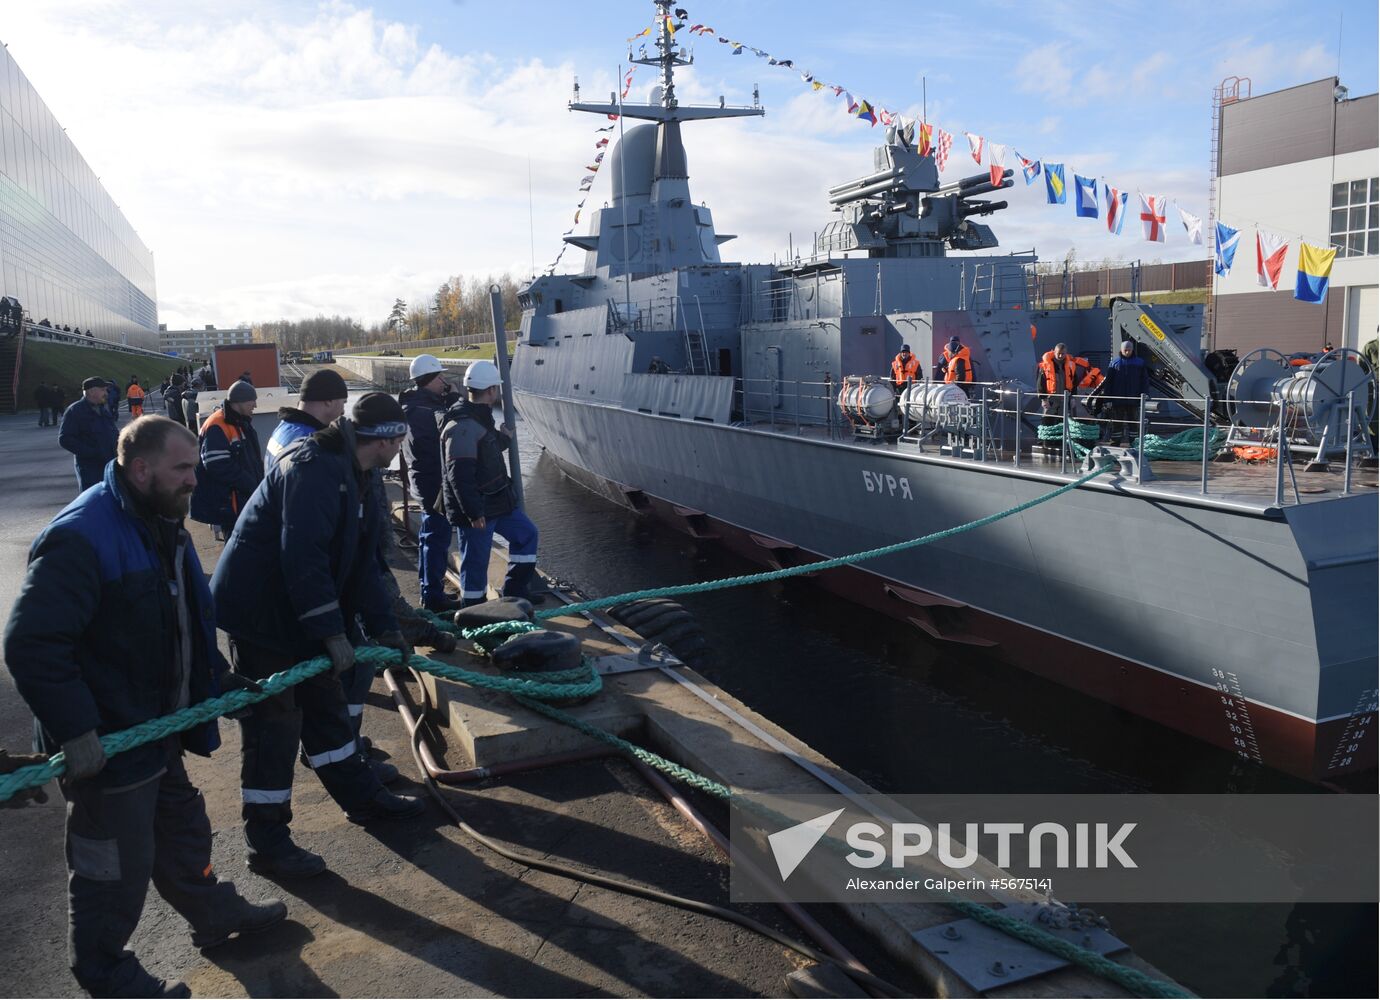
[509, 1, 1378, 779]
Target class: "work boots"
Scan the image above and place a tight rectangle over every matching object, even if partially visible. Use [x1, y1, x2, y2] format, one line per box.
[368, 757, 402, 785]
[191, 895, 289, 949]
[422, 592, 463, 614]
[246, 841, 328, 879]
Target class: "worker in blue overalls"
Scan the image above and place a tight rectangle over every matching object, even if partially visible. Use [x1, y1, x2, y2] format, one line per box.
[439, 361, 539, 607]
[400, 354, 461, 613]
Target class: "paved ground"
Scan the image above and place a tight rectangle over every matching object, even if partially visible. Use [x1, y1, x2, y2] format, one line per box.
[0, 410, 877, 998]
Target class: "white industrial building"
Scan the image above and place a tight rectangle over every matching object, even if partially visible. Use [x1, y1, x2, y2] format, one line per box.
[1212, 77, 1377, 355]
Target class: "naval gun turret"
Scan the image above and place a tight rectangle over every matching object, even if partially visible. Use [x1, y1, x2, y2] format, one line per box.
[817, 127, 1014, 258]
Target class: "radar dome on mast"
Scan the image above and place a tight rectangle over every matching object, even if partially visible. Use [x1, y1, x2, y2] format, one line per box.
[609, 124, 657, 204]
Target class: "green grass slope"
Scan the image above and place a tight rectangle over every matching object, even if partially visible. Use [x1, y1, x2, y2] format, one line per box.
[18, 340, 184, 410]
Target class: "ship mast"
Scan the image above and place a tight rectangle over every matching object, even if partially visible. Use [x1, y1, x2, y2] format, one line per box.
[563, 1, 764, 280]
[568, 0, 764, 127]
[643, 0, 680, 110]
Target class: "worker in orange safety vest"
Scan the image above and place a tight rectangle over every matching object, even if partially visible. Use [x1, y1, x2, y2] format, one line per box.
[1037, 344, 1102, 400]
[125, 376, 146, 419]
[935, 337, 973, 385]
[890, 345, 920, 391]
[1037, 344, 1102, 441]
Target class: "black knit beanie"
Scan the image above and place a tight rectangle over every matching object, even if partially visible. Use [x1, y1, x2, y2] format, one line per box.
[300, 369, 349, 402]
[352, 392, 407, 438]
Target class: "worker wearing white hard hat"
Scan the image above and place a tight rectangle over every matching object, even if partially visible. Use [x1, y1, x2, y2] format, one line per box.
[408, 354, 444, 380]
[400, 354, 461, 611]
[438, 360, 539, 606]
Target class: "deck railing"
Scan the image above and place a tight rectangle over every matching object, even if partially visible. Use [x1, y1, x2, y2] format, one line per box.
[722, 374, 1373, 509]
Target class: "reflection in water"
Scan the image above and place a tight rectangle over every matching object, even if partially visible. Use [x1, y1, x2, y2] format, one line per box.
[517, 443, 1375, 999]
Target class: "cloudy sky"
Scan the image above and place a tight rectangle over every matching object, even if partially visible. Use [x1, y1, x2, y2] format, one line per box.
[3, 0, 1375, 329]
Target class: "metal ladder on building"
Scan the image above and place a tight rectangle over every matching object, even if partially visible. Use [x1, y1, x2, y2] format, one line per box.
[969, 262, 996, 306]
[969, 261, 1029, 310]
[994, 264, 1029, 310]
[675, 295, 711, 375]
[684, 329, 709, 375]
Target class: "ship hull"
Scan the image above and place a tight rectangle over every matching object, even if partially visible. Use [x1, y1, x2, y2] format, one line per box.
[516, 388, 1378, 781]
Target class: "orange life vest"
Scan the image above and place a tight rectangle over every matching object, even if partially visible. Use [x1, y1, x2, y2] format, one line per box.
[942, 344, 973, 384]
[891, 353, 920, 385]
[1038, 351, 1102, 394]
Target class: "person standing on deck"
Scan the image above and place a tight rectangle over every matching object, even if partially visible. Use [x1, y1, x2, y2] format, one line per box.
[890, 344, 920, 392]
[400, 354, 461, 613]
[935, 336, 973, 386]
[440, 361, 539, 608]
[1098, 341, 1150, 446]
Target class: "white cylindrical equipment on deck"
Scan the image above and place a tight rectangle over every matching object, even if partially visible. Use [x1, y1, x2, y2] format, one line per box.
[899, 381, 969, 427]
[836, 376, 896, 423]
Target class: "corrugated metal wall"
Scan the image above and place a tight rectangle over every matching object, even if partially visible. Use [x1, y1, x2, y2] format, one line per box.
[1213, 290, 1342, 354]
[1031, 259, 1211, 304]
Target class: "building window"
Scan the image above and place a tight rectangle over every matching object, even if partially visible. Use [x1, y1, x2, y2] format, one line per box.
[1330, 178, 1378, 258]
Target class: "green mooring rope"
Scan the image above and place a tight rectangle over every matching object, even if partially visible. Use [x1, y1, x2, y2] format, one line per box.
[0, 460, 1189, 998]
[1036, 419, 1102, 460]
[1137, 426, 1228, 462]
[1037, 420, 1227, 464]
[0, 646, 602, 803]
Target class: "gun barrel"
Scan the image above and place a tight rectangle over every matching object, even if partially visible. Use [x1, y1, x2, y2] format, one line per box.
[827, 166, 905, 199]
[935, 168, 1012, 198]
[829, 176, 912, 205]
[953, 176, 1014, 199]
[958, 199, 1008, 218]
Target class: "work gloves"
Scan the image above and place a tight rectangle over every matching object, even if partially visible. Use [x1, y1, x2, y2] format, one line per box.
[374, 630, 413, 666]
[323, 634, 356, 679]
[0, 749, 50, 807]
[61, 730, 107, 782]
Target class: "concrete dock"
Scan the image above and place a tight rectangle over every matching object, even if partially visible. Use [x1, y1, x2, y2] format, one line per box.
[0, 409, 907, 997]
[0, 403, 1185, 997]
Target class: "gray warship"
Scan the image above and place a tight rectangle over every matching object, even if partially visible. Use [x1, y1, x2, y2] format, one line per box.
[509, 0, 1378, 780]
